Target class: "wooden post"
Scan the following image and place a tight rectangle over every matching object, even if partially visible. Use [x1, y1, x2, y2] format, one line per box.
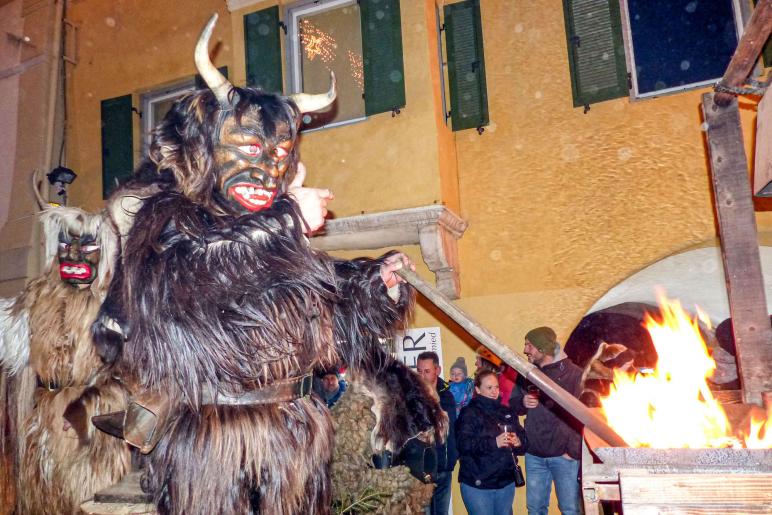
[702, 93, 772, 405]
[396, 268, 628, 447]
[714, 0, 772, 107]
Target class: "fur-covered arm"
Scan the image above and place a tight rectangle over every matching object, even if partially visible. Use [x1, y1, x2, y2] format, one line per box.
[332, 252, 413, 370]
[0, 296, 29, 374]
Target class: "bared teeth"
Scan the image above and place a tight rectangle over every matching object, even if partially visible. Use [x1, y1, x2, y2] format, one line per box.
[232, 184, 273, 206]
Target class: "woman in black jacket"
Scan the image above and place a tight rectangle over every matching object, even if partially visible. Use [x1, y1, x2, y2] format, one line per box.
[456, 370, 526, 515]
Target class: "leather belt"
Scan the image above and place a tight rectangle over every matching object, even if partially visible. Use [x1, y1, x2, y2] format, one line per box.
[201, 374, 314, 406]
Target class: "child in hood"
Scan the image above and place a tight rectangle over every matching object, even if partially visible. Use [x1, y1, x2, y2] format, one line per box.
[448, 357, 474, 414]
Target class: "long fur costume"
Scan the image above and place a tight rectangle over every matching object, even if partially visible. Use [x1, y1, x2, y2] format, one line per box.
[0, 207, 131, 514]
[92, 74, 446, 513]
[97, 192, 445, 514]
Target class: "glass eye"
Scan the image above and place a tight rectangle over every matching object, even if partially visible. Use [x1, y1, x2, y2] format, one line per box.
[82, 245, 100, 253]
[273, 147, 289, 160]
[238, 144, 262, 157]
[58, 242, 70, 251]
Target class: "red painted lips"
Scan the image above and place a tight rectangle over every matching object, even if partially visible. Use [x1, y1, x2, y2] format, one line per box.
[227, 183, 277, 212]
[59, 262, 93, 280]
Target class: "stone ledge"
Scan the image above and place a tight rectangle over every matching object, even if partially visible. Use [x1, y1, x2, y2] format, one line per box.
[311, 205, 468, 299]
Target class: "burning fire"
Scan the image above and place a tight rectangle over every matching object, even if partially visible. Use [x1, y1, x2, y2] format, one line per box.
[600, 295, 771, 449]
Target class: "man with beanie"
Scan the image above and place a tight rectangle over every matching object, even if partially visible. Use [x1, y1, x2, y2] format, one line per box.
[510, 327, 583, 515]
[416, 351, 458, 515]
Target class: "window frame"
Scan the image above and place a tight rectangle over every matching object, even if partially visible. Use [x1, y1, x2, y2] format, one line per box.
[139, 79, 196, 156]
[285, 0, 368, 133]
[619, 0, 747, 100]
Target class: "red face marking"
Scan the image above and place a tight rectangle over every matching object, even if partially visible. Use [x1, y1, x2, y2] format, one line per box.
[226, 182, 277, 212]
[59, 262, 93, 280]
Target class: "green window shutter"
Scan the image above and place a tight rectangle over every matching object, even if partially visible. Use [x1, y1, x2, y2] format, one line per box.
[244, 6, 283, 93]
[100, 94, 133, 199]
[195, 66, 229, 90]
[360, 0, 406, 116]
[563, 0, 628, 108]
[444, 0, 489, 131]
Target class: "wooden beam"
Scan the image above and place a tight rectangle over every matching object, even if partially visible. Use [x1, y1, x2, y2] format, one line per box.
[702, 93, 772, 405]
[714, 0, 772, 107]
[397, 267, 629, 447]
[754, 89, 772, 195]
[619, 471, 772, 514]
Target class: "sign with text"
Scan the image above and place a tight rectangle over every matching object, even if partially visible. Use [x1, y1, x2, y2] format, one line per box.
[395, 327, 443, 371]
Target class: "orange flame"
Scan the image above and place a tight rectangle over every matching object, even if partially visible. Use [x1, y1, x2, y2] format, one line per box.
[600, 294, 770, 448]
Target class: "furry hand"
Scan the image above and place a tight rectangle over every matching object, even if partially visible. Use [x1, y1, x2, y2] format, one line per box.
[288, 162, 334, 234]
[380, 252, 415, 289]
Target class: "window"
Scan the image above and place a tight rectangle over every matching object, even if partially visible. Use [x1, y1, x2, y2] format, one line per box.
[622, 0, 744, 98]
[139, 79, 195, 155]
[563, 0, 748, 108]
[287, 0, 366, 130]
[277, 0, 405, 132]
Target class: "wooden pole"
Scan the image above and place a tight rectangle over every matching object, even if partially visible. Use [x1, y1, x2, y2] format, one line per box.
[714, 0, 772, 107]
[702, 93, 772, 405]
[397, 268, 629, 448]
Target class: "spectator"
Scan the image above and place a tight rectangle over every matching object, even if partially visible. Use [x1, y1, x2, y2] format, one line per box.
[313, 367, 347, 408]
[416, 352, 457, 515]
[475, 347, 517, 407]
[456, 370, 526, 515]
[448, 357, 474, 414]
[510, 327, 583, 515]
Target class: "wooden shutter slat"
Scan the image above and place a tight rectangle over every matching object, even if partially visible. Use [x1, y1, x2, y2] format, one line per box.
[244, 6, 282, 93]
[360, 0, 406, 116]
[100, 94, 133, 199]
[563, 0, 628, 107]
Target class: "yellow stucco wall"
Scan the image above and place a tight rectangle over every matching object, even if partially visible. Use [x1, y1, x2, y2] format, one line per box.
[59, 1, 771, 514]
[65, 0, 233, 211]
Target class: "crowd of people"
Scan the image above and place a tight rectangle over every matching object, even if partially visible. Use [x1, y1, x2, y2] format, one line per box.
[414, 327, 584, 515]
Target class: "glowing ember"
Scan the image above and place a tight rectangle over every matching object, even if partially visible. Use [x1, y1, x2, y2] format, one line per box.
[600, 294, 770, 449]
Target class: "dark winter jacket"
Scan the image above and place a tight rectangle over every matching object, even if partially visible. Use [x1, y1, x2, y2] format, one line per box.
[436, 378, 458, 472]
[510, 356, 583, 459]
[456, 395, 526, 490]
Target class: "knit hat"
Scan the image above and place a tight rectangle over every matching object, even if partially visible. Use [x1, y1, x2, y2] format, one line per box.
[525, 326, 559, 356]
[450, 357, 468, 377]
[475, 346, 502, 367]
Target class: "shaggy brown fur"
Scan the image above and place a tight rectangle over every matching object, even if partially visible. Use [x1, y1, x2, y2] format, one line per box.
[19, 381, 131, 514]
[92, 44, 445, 512]
[1, 208, 131, 514]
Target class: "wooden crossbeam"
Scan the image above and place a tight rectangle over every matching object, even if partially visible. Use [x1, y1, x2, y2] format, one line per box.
[715, 0, 772, 106]
[702, 93, 772, 405]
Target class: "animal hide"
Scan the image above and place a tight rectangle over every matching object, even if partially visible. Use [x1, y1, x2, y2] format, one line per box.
[0, 298, 29, 375]
[96, 192, 444, 514]
[19, 381, 131, 515]
[0, 207, 130, 513]
[329, 382, 434, 514]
